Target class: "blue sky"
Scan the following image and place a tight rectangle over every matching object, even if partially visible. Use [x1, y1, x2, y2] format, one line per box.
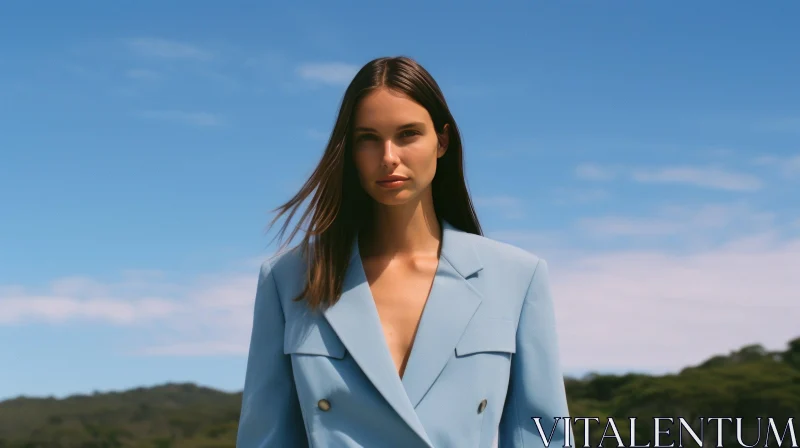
[1, 1, 799, 400]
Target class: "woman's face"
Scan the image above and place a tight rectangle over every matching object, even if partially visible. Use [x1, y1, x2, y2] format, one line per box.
[351, 88, 448, 207]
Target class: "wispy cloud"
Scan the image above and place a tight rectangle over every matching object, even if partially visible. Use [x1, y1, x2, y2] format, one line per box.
[577, 163, 763, 191]
[579, 203, 776, 239]
[3, 233, 798, 372]
[579, 216, 683, 237]
[0, 266, 266, 356]
[0, 295, 176, 325]
[136, 342, 246, 356]
[575, 164, 618, 181]
[125, 38, 212, 61]
[296, 62, 359, 85]
[135, 110, 225, 127]
[0, 275, 178, 325]
[549, 235, 800, 371]
[752, 154, 800, 177]
[494, 212, 800, 371]
[783, 155, 800, 175]
[631, 166, 762, 191]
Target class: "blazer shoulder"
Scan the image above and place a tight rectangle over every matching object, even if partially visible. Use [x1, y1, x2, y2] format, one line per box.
[467, 232, 542, 271]
[256, 246, 308, 306]
[463, 234, 550, 313]
[260, 244, 306, 278]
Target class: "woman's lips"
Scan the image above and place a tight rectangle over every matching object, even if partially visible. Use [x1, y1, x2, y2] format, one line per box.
[376, 177, 408, 189]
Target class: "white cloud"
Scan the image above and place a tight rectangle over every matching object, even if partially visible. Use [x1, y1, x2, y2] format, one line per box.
[493, 202, 799, 371]
[136, 342, 246, 356]
[579, 203, 776, 238]
[575, 164, 618, 181]
[3, 219, 798, 372]
[0, 268, 264, 355]
[135, 110, 225, 127]
[752, 155, 779, 166]
[631, 166, 762, 191]
[296, 62, 359, 85]
[0, 293, 177, 326]
[579, 217, 682, 237]
[752, 154, 800, 177]
[548, 235, 800, 372]
[577, 163, 763, 191]
[0, 273, 184, 326]
[786, 156, 800, 172]
[125, 38, 212, 60]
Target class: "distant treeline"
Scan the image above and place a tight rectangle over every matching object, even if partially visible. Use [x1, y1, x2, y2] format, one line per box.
[1, 337, 798, 447]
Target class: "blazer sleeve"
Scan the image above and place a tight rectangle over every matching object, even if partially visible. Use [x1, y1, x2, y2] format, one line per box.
[236, 259, 309, 448]
[498, 258, 573, 448]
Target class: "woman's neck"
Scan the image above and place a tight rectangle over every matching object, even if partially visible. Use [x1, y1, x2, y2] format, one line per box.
[360, 196, 441, 258]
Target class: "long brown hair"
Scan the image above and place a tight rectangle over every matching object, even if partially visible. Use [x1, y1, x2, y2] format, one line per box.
[269, 56, 482, 310]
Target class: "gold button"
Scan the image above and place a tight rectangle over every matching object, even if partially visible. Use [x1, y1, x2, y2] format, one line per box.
[318, 399, 331, 411]
[477, 399, 487, 414]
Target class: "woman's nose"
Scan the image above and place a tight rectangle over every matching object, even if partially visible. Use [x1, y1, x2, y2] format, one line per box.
[381, 141, 400, 166]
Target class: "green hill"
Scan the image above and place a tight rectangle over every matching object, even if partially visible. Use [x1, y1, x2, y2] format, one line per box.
[1, 336, 798, 447]
[0, 383, 242, 448]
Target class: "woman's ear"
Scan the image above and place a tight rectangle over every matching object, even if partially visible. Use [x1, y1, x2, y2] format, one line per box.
[437, 123, 450, 158]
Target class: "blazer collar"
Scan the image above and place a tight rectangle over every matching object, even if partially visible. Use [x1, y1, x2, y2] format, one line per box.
[438, 219, 483, 279]
[322, 219, 483, 446]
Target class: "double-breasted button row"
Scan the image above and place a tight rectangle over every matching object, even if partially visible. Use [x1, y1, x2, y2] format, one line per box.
[318, 397, 485, 413]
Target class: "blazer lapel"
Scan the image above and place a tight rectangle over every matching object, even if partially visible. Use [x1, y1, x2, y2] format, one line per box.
[401, 220, 484, 408]
[322, 239, 433, 447]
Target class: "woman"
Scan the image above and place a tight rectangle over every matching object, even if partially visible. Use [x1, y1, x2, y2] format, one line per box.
[237, 56, 572, 448]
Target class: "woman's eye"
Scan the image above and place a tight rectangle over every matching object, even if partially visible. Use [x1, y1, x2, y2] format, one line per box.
[354, 131, 417, 143]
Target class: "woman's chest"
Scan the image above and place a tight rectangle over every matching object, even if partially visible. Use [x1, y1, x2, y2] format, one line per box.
[364, 257, 439, 375]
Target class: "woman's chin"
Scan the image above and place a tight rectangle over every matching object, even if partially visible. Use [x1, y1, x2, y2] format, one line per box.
[368, 190, 415, 207]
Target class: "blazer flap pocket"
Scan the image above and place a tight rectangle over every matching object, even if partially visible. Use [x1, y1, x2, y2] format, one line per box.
[456, 318, 517, 356]
[284, 320, 346, 359]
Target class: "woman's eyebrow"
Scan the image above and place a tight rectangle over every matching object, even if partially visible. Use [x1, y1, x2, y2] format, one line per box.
[354, 122, 425, 133]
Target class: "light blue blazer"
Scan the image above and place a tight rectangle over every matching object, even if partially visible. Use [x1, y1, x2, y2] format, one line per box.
[237, 220, 572, 447]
